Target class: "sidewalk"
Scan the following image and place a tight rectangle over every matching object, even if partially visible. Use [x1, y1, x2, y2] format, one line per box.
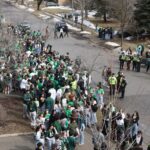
[0, 132, 93, 150]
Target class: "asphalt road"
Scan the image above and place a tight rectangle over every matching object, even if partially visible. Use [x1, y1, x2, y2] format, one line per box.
[0, 0, 150, 149]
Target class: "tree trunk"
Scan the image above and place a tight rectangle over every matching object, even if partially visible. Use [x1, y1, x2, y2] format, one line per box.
[21, 0, 24, 5]
[103, 12, 107, 23]
[80, 0, 84, 31]
[85, 6, 88, 19]
[37, 0, 43, 11]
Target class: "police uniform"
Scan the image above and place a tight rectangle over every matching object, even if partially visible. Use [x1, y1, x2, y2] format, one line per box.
[125, 55, 131, 70]
[132, 54, 137, 71]
[136, 55, 141, 72]
[108, 74, 117, 96]
[119, 53, 125, 70]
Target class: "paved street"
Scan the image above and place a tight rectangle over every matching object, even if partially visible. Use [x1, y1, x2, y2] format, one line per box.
[0, 0, 150, 149]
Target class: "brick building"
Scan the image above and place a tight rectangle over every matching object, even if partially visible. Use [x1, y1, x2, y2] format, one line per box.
[58, 0, 71, 5]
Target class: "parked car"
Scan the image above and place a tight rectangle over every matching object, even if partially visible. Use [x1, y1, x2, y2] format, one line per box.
[55, 21, 68, 31]
[46, 2, 59, 7]
[17, 21, 31, 31]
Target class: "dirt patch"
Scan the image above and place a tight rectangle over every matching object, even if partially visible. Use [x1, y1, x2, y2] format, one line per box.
[0, 95, 33, 135]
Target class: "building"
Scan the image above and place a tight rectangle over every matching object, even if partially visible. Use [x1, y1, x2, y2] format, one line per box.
[58, 0, 71, 5]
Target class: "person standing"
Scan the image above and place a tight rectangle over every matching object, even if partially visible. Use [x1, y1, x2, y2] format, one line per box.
[125, 54, 131, 70]
[64, 25, 69, 37]
[146, 57, 150, 72]
[108, 73, 117, 97]
[119, 52, 126, 70]
[59, 28, 64, 38]
[119, 76, 127, 99]
[54, 28, 58, 39]
[132, 54, 137, 71]
[92, 125, 105, 150]
[136, 55, 141, 72]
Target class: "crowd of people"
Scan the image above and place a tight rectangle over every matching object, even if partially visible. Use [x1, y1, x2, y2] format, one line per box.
[0, 23, 148, 150]
[98, 27, 113, 40]
[119, 46, 150, 73]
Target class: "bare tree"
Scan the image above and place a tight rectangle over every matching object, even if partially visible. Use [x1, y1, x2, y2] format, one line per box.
[110, 0, 134, 47]
[37, 0, 43, 11]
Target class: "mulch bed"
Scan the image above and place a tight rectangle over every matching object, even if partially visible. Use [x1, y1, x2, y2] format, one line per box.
[0, 95, 33, 135]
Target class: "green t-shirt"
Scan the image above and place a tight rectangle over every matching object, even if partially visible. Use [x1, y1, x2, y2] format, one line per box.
[65, 109, 72, 118]
[52, 121, 62, 133]
[67, 136, 77, 150]
[97, 88, 104, 95]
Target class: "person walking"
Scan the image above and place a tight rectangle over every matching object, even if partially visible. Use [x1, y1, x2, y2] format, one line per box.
[59, 28, 64, 38]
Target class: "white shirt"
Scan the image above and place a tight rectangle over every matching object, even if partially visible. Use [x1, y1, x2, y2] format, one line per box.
[56, 89, 62, 98]
[20, 79, 28, 89]
[48, 88, 56, 101]
[116, 119, 124, 126]
[62, 98, 67, 107]
[60, 28, 63, 33]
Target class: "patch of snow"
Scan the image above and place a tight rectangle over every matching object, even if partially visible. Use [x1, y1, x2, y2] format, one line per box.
[105, 42, 120, 47]
[77, 17, 96, 30]
[42, 6, 72, 11]
[38, 14, 50, 20]
[66, 24, 80, 31]
[88, 11, 97, 18]
[17, 5, 27, 9]
[27, 8, 35, 12]
[80, 31, 91, 35]
[53, 17, 61, 22]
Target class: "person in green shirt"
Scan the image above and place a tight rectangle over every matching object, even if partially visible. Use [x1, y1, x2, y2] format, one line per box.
[45, 93, 54, 113]
[95, 84, 105, 109]
[52, 120, 62, 133]
[65, 106, 72, 118]
[28, 99, 37, 127]
[67, 131, 78, 150]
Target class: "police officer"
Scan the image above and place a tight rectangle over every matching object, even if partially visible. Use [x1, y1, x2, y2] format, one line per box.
[136, 55, 141, 72]
[119, 76, 127, 99]
[132, 54, 137, 71]
[119, 52, 125, 70]
[125, 54, 131, 70]
[108, 73, 117, 96]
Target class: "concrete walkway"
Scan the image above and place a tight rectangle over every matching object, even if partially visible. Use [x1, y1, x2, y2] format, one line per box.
[0, 132, 93, 150]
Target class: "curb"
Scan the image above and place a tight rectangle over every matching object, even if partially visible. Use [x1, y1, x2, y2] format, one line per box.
[0, 132, 33, 138]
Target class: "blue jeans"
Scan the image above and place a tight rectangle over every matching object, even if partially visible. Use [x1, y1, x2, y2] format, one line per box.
[79, 130, 84, 145]
[47, 137, 55, 150]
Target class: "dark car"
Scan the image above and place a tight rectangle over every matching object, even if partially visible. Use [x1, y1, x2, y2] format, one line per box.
[17, 21, 31, 32]
[46, 2, 59, 7]
[55, 21, 68, 31]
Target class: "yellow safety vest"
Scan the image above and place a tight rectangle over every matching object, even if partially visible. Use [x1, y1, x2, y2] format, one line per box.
[109, 76, 117, 85]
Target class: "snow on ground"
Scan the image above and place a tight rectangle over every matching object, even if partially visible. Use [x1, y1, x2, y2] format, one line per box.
[88, 11, 97, 18]
[42, 6, 72, 11]
[105, 41, 120, 48]
[53, 17, 61, 22]
[67, 24, 80, 32]
[80, 31, 91, 35]
[38, 14, 51, 20]
[77, 16, 96, 30]
[27, 8, 35, 12]
[16, 5, 27, 9]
